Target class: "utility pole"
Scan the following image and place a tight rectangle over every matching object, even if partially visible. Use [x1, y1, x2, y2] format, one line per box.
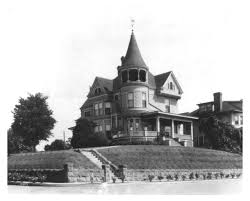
[63, 130, 66, 149]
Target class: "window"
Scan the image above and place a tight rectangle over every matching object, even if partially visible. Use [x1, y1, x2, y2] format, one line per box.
[117, 116, 122, 128]
[99, 103, 103, 115]
[129, 119, 133, 131]
[240, 116, 243, 125]
[94, 126, 99, 133]
[112, 116, 116, 128]
[105, 102, 111, 115]
[95, 88, 101, 95]
[94, 103, 99, 116]
[128, 92, 134, 108]
[122, 70, 128, 83]
[84, 111, 91, 117]
[139, 70, 146, 82]
[142, 92, 146, 108]
[99, 125, 103, 132]
[135, 119, 139, 131]
[234, 115, 239, 125]
[170, 82, 174, 90]
[129, 69, 138, 81]
[165, 105, 170, 112]
[114, 94, 119, 101]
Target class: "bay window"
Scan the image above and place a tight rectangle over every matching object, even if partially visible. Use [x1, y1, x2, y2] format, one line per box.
[128, 92, 134, 108]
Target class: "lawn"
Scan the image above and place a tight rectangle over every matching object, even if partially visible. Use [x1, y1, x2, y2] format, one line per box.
[97, 145, 242, 169]
[8, 150, 99, 170]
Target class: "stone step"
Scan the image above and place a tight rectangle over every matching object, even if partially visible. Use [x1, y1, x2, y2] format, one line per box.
[80, 151, 103, 169]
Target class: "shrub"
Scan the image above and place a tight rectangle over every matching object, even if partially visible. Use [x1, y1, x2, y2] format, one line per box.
[120, 175, 125, 183]
[225, 174, 230, 178]
[202, 174, 206, 180]
[166, 174, 173, 181]
[181, 175, 186, 181]
[174, 174, 179, 181]
[189, 172, 195, 180]
[195, 173, 199, 180]
[112, 177, 116, 183]
[220, 172, 225, 178]
[214, 173, 220, 179]
[158, 175, 164, 182]
[207, 173, 212, 180]
[236, 173, 242, 178]
[148, 175, 154, 182]
[230, 173, 235, 178]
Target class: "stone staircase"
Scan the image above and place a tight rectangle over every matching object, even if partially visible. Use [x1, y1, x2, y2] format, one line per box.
[80, 150, 119, 182]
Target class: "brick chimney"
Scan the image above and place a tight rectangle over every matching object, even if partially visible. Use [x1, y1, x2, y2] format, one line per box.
[213, 92, 222, 112]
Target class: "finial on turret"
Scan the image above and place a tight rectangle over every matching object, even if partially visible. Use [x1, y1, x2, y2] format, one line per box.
[131, 18, 135, 33]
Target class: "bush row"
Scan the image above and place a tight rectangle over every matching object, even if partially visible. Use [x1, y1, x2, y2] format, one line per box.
[8, 172, 47, 183]
[146, 172, 242, 182]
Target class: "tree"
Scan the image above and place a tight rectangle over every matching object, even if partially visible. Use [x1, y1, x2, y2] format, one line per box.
[199, 116, 242, 154]
[71, 118, 110, 148]
[44, 139, 71, 151]
[11, 93, 56, 152]
[8, 128, 32, 155]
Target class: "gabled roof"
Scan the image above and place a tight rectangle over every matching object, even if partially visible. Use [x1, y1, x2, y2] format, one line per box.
[121, 32, 147, 68]
[154, 71, 183, 94]
[154, 71, 172, 88]
[222, 101, 242, 112]
[88, 77, 113, 97]
[96, 77, 113, 92]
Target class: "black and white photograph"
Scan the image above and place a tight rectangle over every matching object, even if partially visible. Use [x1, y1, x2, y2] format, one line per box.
[1, 0, 249, 198]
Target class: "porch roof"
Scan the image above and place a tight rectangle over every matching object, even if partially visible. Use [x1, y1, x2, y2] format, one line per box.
[141, 111, 199, 120]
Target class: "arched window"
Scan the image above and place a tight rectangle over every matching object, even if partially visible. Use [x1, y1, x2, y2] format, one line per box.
[122, 70, 128, 83]
[129, 69, 138, 81]
[139, 70, 146, 82]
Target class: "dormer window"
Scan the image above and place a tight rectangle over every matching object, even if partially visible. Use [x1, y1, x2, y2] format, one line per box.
[95, 88, 101, 95]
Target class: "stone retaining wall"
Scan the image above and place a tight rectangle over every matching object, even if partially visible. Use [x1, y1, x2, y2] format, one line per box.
[66, 163, 104, 183]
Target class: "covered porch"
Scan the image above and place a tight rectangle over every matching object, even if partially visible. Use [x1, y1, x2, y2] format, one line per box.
[112, 111, 198, 147]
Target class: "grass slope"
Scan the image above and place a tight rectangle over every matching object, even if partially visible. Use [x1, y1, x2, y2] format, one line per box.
[8, 150, 98, 170]
[97, 145, 242, 169]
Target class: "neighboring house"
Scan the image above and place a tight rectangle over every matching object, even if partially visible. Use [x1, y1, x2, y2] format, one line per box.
[190, 92, 243, 147]
[70, 31, 198, 147]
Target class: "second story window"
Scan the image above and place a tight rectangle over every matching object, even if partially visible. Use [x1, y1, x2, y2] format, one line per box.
[240, 115, 243, 125]
[84, 111, 91, 117]
[128, 92, 134, 108]
[142, 92, 146, 108]
[99, 103, 103, 115]
[169, 82, 174, 90]
[114, 94, 119, 101]
[105, 102, 111, 115]
[94, 103, 99, 116]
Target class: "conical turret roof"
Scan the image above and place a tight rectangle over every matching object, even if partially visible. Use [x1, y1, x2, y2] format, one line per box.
[122, 32, 147, 69]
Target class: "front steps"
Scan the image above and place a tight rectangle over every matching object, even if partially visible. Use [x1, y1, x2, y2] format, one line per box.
[80, 151, 103, 169]
[80, 150, 118, 182]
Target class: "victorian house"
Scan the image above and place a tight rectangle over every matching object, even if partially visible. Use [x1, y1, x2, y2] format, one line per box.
[72, 31, 198, 147]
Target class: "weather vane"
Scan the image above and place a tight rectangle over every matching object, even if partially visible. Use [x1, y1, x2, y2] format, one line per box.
[131, 18, 135, 32]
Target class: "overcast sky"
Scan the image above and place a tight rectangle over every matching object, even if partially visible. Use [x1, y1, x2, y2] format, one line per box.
[1, 0, 249, 151]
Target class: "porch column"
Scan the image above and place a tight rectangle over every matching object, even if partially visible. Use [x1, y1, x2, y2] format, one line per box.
[156, 117, 160, 136]
[190, 121, 193, 141]
[171, 120, 175, 138]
